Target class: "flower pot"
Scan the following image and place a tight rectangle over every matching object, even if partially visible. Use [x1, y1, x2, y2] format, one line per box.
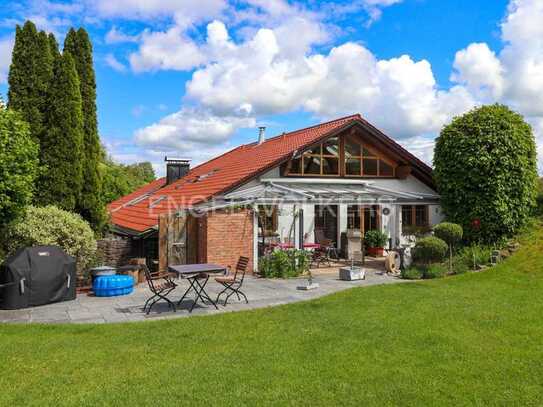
[366, 247, 384, 257]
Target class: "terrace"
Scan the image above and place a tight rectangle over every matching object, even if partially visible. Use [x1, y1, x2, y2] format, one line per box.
[0, 264, 399, 323]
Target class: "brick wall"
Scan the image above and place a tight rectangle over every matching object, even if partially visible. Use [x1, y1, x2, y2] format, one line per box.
[201, 209, 254, 273]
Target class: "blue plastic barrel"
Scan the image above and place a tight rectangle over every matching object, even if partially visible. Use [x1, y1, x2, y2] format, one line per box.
[93, 275, 134, 297]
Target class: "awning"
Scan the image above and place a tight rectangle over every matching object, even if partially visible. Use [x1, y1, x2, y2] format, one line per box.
[219, 179, 439, 206]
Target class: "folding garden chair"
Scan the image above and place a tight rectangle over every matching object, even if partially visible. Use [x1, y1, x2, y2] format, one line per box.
[215, 256, 250, 305]
[142, 266, 178, 314]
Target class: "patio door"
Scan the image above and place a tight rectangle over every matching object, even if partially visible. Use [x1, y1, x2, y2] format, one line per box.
[315, 205, 338, 244]
[347, 205, 380, 235]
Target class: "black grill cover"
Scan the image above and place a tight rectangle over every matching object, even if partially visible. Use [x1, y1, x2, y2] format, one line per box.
[0, 246, 76, 309]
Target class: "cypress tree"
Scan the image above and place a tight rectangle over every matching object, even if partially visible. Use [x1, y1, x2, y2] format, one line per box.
[64, 28, 105, 230]
[7, 21, 54, 144]
[36, 52, 84, 211]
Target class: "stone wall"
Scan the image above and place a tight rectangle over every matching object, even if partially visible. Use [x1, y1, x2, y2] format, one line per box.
[97, 237, 134, 267]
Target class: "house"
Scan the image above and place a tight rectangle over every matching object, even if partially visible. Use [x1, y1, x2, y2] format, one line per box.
[108, 114, 443, 272]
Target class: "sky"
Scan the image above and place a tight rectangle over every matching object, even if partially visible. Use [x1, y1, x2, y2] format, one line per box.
[1, 0, 542, 177]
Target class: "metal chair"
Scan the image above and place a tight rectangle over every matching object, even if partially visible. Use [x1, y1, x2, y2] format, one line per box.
[315, 229, 339, 260]
[142, 266, 178, 314]
[215, 256, 250, 305]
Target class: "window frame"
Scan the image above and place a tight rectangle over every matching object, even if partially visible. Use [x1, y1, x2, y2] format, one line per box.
[401, 205, 429, 227]
[286, 134, 396, 178]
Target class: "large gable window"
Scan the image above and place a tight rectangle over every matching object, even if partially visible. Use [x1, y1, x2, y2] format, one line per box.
[345, 135, 395, 177]
[286, 133, 396, 177]
[289, 137, 340, 176]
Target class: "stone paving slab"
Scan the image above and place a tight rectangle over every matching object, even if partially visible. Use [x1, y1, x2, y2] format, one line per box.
[0, 268, 403, 324]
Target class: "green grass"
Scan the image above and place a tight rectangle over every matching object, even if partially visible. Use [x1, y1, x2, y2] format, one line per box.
[2, 225, 543, 406]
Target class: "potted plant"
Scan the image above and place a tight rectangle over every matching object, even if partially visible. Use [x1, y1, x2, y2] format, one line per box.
[364, 230, 389, 256]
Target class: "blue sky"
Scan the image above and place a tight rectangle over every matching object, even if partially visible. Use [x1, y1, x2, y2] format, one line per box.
[1, 0, 541, 176]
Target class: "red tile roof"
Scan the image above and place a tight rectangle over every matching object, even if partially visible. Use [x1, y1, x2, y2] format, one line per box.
[108, 114, 433, 233]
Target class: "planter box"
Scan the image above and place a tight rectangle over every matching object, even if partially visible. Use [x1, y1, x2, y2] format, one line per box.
[366, 247, 384, 257]
[339, 266, 366, 281]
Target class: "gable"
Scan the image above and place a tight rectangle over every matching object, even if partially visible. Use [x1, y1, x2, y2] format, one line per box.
[279, 122, 434, 188]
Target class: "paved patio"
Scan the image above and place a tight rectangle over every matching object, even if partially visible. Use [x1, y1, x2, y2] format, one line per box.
[0, 265, 402, 324]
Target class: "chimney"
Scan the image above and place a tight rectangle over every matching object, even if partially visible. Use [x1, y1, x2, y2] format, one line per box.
[165, 157, 191, 185]
[258, 126, 266, 144]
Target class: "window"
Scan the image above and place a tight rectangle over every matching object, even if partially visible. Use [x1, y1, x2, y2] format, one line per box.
[402, 205, 428, 227]
[344, 135, 395, 177]
[286, 134, 396, 177]
[258, 205, 278, 236]
[347, 205, 380, 232]
[291, 137, 340, 176]
[347, 205, 361, 229]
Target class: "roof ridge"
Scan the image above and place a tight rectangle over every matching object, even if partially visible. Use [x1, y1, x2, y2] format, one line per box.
[243, 113, 362, 147]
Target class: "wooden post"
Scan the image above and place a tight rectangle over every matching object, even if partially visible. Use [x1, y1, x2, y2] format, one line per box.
[158, 214, 168, 273]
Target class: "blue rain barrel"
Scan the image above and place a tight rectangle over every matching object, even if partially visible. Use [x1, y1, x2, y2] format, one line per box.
[93, 275, 134, 297]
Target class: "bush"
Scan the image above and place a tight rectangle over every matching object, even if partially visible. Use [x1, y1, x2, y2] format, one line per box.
[452, 255, 471, 274]
[423, 264, 448, 279]
[434, 104, 538, 243]
[259, 249, 310, 278]
[536, 178, 543, 216]
[434, 222, 463, 271]
[7, 205, 97, 275]
[452, 245, 492, 272]
[364, 230, 388, 248]
[433, 223, 463, 246]
[0, 108, 39, 229]
[412, 236, 448, 265]
[401, 266, 424, 280]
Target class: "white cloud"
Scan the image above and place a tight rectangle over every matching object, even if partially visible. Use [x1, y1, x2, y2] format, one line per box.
[185, 24, 475, 138]
[0, 36, 14, 84]
[451, 43, 504, 100]
[398, 135, 436, 166]
[90, 0, 227, 27]
[134, 108, 256, 151]
[129, 27, 206, 72]
[105, 26, 140, 44]
[499, 0, 543, 116]
[131, 0, 543, 171]
[105, 53, 127, 72]
[361, 0, 403, 25]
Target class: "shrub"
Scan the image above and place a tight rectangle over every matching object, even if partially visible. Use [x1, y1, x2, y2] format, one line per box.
[434, 223, 463, 246]
[434, 222, 463, 271]
[401, 266, 424, 280]
[423, 264, 448, 279]
[412, 236, 448, 265]
[364, 230, 389, 248]
[452, 255, 471, 274]
[434, 104, 538, 243]
[536, 178, 543, 216]
[7, 205, 97, 275]
[0, 108, 39, 229]
[453, 245, 492, 272]
[258, 249, 310, 278]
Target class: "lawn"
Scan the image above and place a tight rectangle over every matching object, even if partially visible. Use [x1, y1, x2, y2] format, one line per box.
[1, 225, 543, 406]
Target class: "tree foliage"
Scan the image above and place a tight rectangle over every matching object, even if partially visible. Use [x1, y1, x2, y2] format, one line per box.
[7, 21, 55, 144]
[100, 158, 156, 204]
[7, 205, 97, 274]
[434, 104, 538, 243]
[63, 28, 105, 230]
[36, 52, 84, 211]
[412, 236, 448, 265]
[0, 108, 39, 229]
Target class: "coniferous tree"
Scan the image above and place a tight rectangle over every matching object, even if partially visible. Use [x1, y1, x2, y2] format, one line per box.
[36, 52, 84, 211]
[7, 21, 54, 144]
[64, 28, 105, 230]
